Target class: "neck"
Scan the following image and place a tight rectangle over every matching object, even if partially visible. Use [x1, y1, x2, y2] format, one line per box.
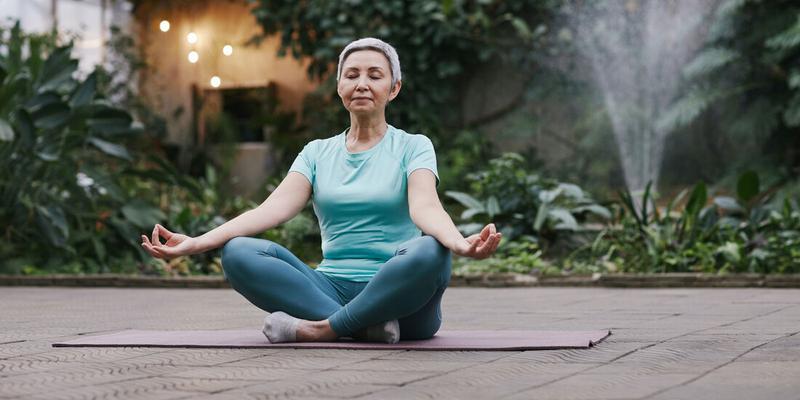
[347, 112, 388, 143]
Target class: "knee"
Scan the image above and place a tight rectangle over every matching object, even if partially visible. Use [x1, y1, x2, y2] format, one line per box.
[406, 236, 451, 279]
[221, 237, 275, 278]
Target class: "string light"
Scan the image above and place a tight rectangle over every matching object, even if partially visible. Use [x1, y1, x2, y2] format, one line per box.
[188, 51, 199, 63]
[187, 32, 198, 44]
[159, 20, 170, 32]
[210, 76, 221, 88]
[222, 45, 233, 56]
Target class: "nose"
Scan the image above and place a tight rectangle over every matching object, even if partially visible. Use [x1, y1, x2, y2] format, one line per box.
[356, 76, 369, 91]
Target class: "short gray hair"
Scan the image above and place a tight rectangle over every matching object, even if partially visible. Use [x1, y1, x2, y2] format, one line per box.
[336, 37, 402, 87]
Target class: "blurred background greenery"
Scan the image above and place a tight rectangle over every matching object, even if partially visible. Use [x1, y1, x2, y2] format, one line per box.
[1, 0, 798, 276]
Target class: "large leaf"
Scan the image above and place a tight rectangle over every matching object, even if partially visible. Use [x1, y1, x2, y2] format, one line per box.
[486, 196, 500, 217]
[88, 137, 132, 160]
[684, 182, 708, 219]
[31, 101, 71, 130]
[35, 204, 69, 248]
[0, 118, 13, 141]
[36, 46, 78, 93]
[0, 70, 31, 109]
[444, 191, 485, 211]
[533, 202, 549, 231]
[548, 208, 579, 231]
[714, 196, 744, 213]
[557, 183, 584, 199]
[456, 223, 483, 236]
[121, 200, 166, 229]
[69, 71, 96, 108]
[86, 107, 134, 136]
[23, 91, 60, 113]
[572, 204, 611, 220]
[736, 170, 759, 204]
[34, 137, 61, 161]
[13, 109, 35, 149]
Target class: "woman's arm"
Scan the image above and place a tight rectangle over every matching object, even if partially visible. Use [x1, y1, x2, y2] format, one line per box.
[142, 172, 311, 258]
[407, 169, 501, 259]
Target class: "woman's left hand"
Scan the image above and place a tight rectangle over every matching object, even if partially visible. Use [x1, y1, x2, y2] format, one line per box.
[453, 223, 502, 259]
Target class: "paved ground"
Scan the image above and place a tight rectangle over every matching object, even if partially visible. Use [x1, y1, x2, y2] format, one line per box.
[1, 287, 799, 400]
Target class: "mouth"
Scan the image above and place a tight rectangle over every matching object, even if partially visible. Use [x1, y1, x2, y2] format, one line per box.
[352, 97, 373, 101]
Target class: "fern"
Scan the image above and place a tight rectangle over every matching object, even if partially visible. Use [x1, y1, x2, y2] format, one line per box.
[766, 15, 800, 50]
[789, 69, 800, 89]
[727, 98, 782, 138]
[707, 0, 747, 41]
[783, 93, 800, 127]
[683, 47, 739, 79]
[656, 87, 724, 133]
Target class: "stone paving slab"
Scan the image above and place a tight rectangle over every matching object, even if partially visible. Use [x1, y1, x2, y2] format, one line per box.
[1, 287, 799, 399]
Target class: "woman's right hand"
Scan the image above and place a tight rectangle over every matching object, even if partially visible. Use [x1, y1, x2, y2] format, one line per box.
[140, 224, 200, 260]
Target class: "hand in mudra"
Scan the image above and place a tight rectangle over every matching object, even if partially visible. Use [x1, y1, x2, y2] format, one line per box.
[453, 223, 502, 259]
[140, 224, 198, 260]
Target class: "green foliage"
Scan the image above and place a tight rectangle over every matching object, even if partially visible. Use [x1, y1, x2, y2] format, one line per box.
[585, 172, 800, 274]
[452, 238, 547, 275]
[659, 0, 800, 174]
[247, 0, 555, 137]
[445, 152, 609, 247]
[0, 22, 155, 273]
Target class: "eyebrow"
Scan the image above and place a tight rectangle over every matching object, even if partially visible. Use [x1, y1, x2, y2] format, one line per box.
[345, 66, 385, 72]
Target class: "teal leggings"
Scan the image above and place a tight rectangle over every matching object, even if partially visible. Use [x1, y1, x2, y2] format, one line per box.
[220, 235, 452, 340]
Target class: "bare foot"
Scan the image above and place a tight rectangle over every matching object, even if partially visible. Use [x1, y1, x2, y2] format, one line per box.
[296, 319, 338, 342]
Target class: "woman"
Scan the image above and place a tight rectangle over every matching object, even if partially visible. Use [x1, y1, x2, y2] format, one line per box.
[141, 38, 501, 344]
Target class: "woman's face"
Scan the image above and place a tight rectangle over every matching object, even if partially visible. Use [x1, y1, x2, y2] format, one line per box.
[337, 50, 401, 117]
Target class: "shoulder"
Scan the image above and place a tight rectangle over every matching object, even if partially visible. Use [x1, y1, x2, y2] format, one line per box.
[388, 126, 435, 152]
[300, 131, 344, 156]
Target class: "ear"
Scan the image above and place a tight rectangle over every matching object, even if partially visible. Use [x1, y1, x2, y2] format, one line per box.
[388, 80, 402, 102]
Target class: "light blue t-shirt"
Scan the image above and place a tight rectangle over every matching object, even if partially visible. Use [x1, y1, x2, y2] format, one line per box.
[288, 124, 439, 282]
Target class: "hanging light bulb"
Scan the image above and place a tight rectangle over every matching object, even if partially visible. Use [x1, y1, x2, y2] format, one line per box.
[188, 51, 199, 63]
[210, 76, 221, 88]
[159, 20, 170, 32]
[222, 45, 233, 56]
[187, 32, 198, 44]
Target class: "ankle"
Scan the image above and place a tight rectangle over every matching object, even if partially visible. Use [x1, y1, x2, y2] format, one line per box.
[297, 320, 337, 342]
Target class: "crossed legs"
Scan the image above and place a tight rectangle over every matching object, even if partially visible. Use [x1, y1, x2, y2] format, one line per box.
[221, 235, 452, 341]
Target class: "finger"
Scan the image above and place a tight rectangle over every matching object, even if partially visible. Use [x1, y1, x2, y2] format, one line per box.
[156, 224, 173, 241]
[141, 235, 152, 247]
[151, 226, 160, 246]
[141, 241, 159, 258]
[489, 234, 501, 254]
[480, 224, 491, 241]
[489, 223, 496, 235]
[476, 236, 492, 254]
[479, 233, 500, 257]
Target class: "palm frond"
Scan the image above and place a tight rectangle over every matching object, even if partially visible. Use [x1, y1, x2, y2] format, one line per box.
[683, 47, 739, 79]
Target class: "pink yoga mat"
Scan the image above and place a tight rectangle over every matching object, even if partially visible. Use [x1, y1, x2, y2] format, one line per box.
[52, 329, 611, 351]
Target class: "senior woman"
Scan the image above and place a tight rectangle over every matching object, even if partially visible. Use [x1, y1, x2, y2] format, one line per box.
[140, 38, 501, 344]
